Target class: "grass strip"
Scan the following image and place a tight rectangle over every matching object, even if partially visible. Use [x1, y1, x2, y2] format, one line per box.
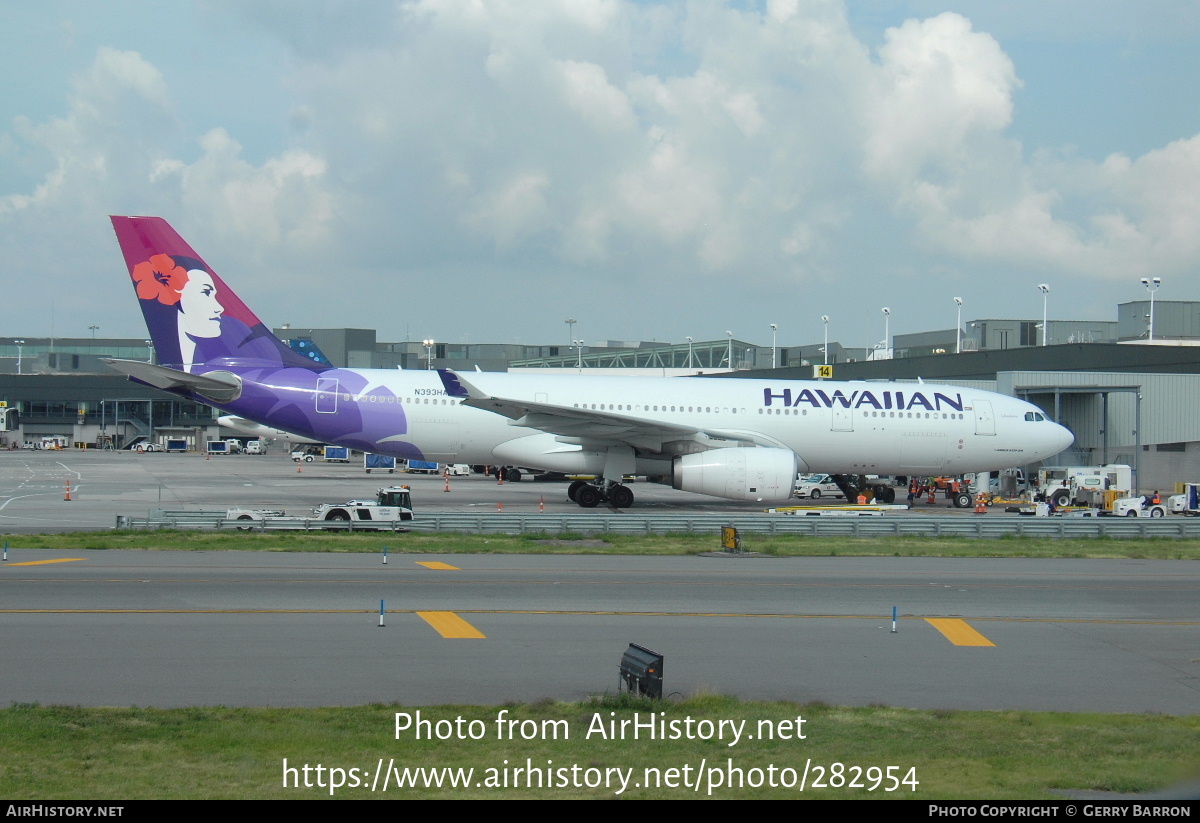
[2, 530, 1199, 559]
[1, 696, 1196, 799]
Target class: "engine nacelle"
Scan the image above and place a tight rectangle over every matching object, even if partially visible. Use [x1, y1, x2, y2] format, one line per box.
[672, 447, 797, 501]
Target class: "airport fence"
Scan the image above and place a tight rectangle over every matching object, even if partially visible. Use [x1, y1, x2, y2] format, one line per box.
[116, 509, 1200, 538]
[116, 510, 413, 533]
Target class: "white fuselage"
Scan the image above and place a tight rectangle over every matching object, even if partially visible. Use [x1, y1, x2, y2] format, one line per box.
[244, 369, 1072, 478]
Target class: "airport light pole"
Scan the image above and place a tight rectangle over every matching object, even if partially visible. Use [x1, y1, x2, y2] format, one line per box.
[14, 339, 24, 375]
[953, 297, 963, 354]
[573, 339, 584, 368]
[89, 325, 99, 339]
[1140, 277, 1161, 341]
[422, 338, 435, 370]
[769, 323, 778, 369]
[821, 316, 829, 365]
[725, 331, 733, 369]
[685, 336, 694, 369]
[565, 318, 576, 347]
[1037, 285, 1050, 346]
[881, 308, 891, 358]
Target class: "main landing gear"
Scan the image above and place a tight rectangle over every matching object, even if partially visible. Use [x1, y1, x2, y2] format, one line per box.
[567, 479, 634, 509]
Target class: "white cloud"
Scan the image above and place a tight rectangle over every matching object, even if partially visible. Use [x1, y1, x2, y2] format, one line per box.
[860, 11, 1200, 281]
[0, 44, 337, 336]
[1, 47, 334, 246]
[464, 171, 551, 250]
[864, 14, 1019, 186]
[553, 59, 636, 132]
[3, 2, 1200, 342]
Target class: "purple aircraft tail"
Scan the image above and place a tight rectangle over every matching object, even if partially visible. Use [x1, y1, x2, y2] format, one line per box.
[111, 216, 322, 372]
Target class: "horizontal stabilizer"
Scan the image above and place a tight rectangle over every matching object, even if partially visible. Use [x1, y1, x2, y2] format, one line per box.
[104, 359, 242, 403]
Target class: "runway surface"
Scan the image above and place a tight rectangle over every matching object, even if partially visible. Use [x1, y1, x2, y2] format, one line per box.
[3, 549, 1197, 712]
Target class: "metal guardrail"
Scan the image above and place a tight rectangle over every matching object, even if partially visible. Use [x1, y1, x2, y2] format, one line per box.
[115, 510, 412, 533]
[116, 510, 1200, 538]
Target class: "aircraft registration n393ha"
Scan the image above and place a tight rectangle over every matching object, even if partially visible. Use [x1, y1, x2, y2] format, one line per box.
[107, 216, 1073, 509]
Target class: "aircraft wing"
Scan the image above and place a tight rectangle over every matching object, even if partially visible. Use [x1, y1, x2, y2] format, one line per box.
[437, 369, 767, 452]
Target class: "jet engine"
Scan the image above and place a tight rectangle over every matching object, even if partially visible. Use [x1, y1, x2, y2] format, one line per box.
[671, 447, 797, 501]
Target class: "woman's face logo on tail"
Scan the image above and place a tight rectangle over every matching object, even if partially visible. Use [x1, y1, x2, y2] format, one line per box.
[178, 270, 223, 338]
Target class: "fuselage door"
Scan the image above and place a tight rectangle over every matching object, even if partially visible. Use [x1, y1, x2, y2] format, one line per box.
[832, 405, 854, 432]
[316, 378, 339, 414]
[972, 399, 995, 435]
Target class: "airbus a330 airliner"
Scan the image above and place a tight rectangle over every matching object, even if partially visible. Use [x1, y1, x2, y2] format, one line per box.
[108, 216, 1073, 509]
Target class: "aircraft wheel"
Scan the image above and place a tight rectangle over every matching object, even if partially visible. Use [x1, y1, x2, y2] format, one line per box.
[953, 491, 972, 509]
[576, 486, 601, 508]
[810, 489, 821, 499]
[876, 486, 896, 505]
[567, 480, 586, 502]
[506, 468, 522, 483]
[608, 484, 634, 509]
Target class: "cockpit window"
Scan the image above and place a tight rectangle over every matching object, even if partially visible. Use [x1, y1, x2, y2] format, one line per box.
[1025, 411, 1047, 421]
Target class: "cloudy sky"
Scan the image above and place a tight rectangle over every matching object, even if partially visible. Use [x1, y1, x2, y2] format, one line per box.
[2, 0, 1198, 352]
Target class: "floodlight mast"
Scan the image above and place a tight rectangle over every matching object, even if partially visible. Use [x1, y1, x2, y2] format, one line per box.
[1141, 277, 1162, 341]
[953, 297, 963, 354]
[1037, 285, 1050, 346]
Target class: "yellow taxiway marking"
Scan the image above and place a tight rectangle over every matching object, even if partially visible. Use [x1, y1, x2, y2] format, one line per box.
[417, 611, 486, 639]
[5, 558, 85, 567]
[0, 609, 1194, 627]
[926, 618, 996, 647]
[416, 561, 460, 570]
